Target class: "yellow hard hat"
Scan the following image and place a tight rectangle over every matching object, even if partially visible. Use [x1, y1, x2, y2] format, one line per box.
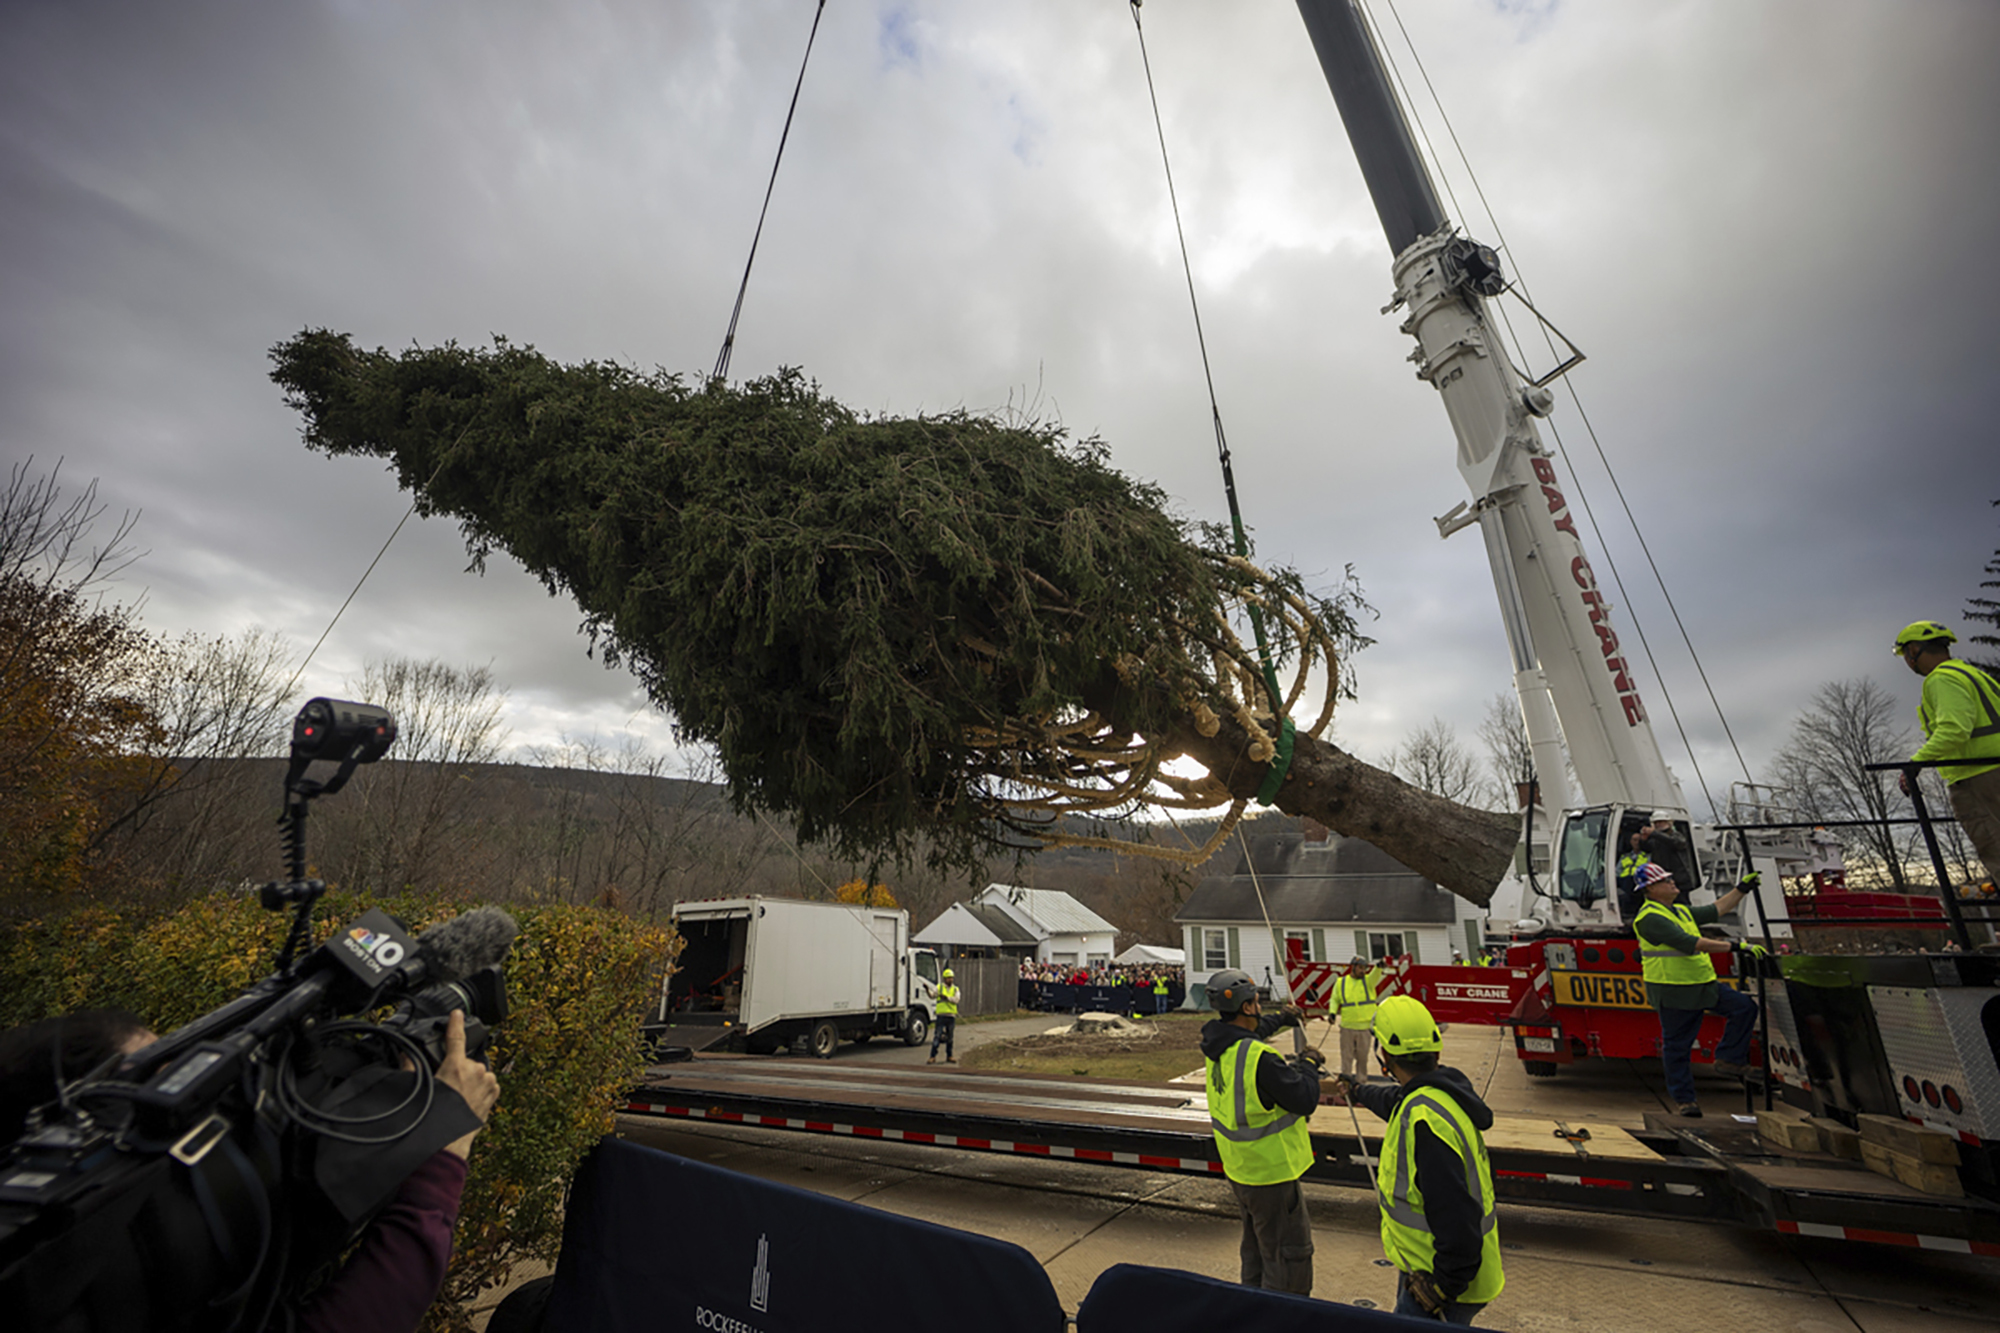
[942, 968, 954, 978]
[1893, 621, 1956, 654]
[1373, 994, 1443, 1055]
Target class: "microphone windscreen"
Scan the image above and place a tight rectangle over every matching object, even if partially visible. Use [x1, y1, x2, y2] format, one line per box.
[413, 906, 519, 980]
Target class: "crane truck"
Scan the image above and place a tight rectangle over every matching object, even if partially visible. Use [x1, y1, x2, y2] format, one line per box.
[1287, 0, 1997, 1188]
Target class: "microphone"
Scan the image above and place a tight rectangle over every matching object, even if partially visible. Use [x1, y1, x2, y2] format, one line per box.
[411, 906, 519, 983]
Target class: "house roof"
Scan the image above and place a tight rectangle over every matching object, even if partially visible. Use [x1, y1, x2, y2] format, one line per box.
[979, 884, 1116, 936]
[912, 903, 1001, 947]
[1175, 823, 1457, 926]
[966, 903, 1040, 944]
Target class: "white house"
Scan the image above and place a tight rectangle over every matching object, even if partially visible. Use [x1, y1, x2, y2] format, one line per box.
[915, 884, 1118, 969]
[1176, 818, 1488, 1001]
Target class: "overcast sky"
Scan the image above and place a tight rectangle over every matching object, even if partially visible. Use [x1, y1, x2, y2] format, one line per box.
[5, 0, 1997, 818]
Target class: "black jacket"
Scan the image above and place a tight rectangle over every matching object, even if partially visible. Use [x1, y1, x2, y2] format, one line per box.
[1351, 1065, 1494, 1300]
[1198, 1015, 1322, 1120]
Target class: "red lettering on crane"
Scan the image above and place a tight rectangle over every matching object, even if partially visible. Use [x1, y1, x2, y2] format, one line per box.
[1532, 459, 1558, 485]
[1567, 550, 1646, 724]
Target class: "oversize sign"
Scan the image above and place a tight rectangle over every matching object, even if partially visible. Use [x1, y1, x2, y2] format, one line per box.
[1550, 971, 1737, 1010]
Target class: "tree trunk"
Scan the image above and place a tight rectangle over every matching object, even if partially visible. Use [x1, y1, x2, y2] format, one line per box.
[1167, 711, 1519, 908]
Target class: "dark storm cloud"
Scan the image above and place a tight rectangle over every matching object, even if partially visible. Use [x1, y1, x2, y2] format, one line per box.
[3, 0, 1997, 812]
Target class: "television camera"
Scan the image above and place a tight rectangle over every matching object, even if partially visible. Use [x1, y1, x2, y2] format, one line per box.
[0, 698, 516, 1331]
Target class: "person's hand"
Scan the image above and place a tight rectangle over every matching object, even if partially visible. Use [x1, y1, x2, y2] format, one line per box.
[437, 1010, 500, 1160]
[1737, 871, 1761, 892]
[1293, 1048, 1326, 1073]
[1322, 1071, 1354, 1105]
[1404, 1269, 1448, 1317]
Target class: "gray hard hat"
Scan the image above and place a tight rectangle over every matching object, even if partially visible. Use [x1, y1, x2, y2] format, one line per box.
[1207, 969, 1258, 1013]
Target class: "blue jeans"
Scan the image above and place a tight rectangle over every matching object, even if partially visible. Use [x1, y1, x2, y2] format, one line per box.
[929, 1014, 956, 1059]
[1394, 1272, 1484, 1324]
[1656, 984, 1758, 1105]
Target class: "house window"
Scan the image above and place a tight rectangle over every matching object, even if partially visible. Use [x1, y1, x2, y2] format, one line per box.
[1283, 930, 1312, 963]
[1366, 932, 1405, 962]
[1202, 929, 1229, 971]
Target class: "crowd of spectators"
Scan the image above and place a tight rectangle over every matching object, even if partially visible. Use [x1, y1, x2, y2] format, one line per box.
[1016, 959, 1184, 990]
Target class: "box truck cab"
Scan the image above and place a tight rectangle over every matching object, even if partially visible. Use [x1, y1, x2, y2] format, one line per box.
[655, 897, 940, 1058]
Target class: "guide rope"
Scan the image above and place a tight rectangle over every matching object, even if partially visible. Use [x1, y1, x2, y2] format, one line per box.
[1129, 0, 1294, 806]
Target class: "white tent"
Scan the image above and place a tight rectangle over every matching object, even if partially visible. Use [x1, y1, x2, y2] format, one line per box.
[1113, 943, 1185, 966]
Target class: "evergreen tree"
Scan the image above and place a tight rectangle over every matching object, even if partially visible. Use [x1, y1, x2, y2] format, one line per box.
[1965, 498, 2000, 675]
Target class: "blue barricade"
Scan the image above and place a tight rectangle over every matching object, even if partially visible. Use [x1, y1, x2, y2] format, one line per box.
[1019, 981, 1185, 1012]
[1077, 1263, 1444, 1332]
[545, 1137, 1065, 1332]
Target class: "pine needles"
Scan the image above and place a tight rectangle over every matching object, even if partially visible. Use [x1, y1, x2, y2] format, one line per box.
[271, 331, 1366, 877]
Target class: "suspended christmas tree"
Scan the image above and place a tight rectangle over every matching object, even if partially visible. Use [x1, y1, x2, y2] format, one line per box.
[271, 330, 1518, 902]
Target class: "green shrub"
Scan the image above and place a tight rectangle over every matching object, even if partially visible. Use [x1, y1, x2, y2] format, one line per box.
[0, 892, 678, 1331]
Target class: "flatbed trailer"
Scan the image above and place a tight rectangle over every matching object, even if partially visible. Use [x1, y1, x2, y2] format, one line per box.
[621, 1057, 2000, 1255]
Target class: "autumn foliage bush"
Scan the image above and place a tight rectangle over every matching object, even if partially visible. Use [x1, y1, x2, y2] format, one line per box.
[0, 892, 677, 1330]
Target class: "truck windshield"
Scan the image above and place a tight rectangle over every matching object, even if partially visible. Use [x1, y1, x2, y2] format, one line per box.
[915, 953, 939, 985]
[1557, 810, 1609, 906]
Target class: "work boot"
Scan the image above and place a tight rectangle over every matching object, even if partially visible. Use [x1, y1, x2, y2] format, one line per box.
[927, 1054, 937, 1064]
[945, 1056, 957, 1064]
[1711, 1061, 1755, 1081]
[1675, 1101, 1703, 1118]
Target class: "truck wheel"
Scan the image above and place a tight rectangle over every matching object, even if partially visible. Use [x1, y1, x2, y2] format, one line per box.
[808, 1019, 841, 1059]
[903, 1010, 930, 1047]
[1522, 1060, 1559, 1078]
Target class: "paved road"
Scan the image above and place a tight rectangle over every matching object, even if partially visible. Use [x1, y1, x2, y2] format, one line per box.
[609, 1022, 2000, 1332]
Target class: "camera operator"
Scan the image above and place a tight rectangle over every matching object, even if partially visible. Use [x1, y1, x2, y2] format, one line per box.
[288, 1009, 499, 1333]
[2, 1009, 498, 1333]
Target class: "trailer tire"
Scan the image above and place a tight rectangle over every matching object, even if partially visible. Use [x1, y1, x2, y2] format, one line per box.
[1522, 1060, 1559, 1078]
[903, 1010, 930, 1047]
[808, 1019, 841, 1059]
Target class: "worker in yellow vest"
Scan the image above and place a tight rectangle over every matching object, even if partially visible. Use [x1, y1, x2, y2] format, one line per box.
[928, 968, 960, 1064]
[1632, 862, 1760, 1117]
[1152, 973, 1171, 1015]
[1896, 621, 2000, 882]
[1331, 956, 1379, 1077]
[1331, 995, 1503, 1324]
[1199, 968, 1322, 1295]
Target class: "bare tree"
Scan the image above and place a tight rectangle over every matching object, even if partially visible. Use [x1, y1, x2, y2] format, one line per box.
[95, 628, 298, 901]
[1476, 692, 1536, 809]
[320, 658, 508, 894]
[1770, 678, 1914, 887]
[1383, 717, 1488, 808]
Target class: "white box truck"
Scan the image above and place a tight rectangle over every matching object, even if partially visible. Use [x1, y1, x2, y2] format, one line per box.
[652, 897, 941, 1058]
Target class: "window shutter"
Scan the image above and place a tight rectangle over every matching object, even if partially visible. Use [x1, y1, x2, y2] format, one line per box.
[1354, 930, 1368, 961]
[1227, 927, 1240, 969]
[1312, 928, 1325, 962]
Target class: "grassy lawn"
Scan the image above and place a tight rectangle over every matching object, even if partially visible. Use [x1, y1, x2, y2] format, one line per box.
[960, 1012, 1211, 1083]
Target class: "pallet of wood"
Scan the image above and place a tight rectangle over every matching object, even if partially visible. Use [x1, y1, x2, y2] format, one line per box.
[1855, 1113, 1964, 1197]
[1753, 1106, 1821, 1154]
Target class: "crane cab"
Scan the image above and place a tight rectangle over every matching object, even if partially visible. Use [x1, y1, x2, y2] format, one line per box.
[1547, 804, 1702, 932]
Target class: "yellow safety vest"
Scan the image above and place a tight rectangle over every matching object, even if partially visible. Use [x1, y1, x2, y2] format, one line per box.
[1377, 1087, 1504, 1305]
[1334, 973, 1379, 1030]
[1153, 977, 1168, 994]
[937, 983, 959, 1016]
[1917, 660, 2000, 784]
[1633, 901, 1715, 987]
[1205, 1036, 1316, 1186]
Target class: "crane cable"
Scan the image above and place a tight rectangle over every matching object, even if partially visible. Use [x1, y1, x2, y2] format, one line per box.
[713, 0, 828, 384]
[1361, 0, 1755, 819]
[1129, 0, 1294, 807]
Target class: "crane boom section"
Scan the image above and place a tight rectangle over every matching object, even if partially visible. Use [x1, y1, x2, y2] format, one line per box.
[1296, 0, 1678, 812]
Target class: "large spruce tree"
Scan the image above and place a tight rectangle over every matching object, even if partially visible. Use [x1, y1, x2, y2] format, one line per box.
[271, 331, 1518, 901]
